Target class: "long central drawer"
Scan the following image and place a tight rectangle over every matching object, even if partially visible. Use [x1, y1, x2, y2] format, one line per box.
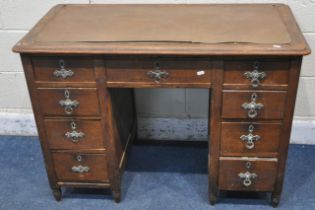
[105, 58, 212, 87]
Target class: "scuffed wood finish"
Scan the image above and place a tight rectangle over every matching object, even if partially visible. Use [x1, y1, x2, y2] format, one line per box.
[14, 3, 310, 207]
[218, 158, 278, 191]
[13, 5, 310, 56]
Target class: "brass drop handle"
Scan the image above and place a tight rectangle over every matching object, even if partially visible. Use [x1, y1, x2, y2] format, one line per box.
[241, 93, 263, 119]
[244, 61, 266, 88]
[147, 62, 169, 83]
[65, 121, 85, 143]
[71, 165, 90, 173]
[59, 89, 79, 115]
[240, 124, 261, 149]
[238, 171, 257, 187]
[53, 59, 74, 79]
[71, 155, 90, 173]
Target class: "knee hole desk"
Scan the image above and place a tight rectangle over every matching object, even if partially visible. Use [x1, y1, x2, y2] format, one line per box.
[13, 4, 310, 207]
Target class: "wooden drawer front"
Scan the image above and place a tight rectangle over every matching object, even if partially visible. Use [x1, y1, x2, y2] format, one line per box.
[224, 60, 290, 88]
[38, 88, 100, 116]
[221, 122, 281, 157]
[222, 90, 287, 119]
[45, 119, 104, 150]
[53, 152, 109, 182]
[219, 158, 278, 191]
[32, 56, 95, 82]
[106, 58, 211, 87]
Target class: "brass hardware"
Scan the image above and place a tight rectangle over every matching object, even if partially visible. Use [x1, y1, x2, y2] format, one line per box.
[65, 121, 85, 143]
[238, 171, 257, 187]
[241, 93, 263, 118]
[76, 154, 82, 162]
[244, 61, 266, 88]
[53, 59, 74, 79]
[240, 124, 261, 149]
[71, 165, 90, 173]
[59, 89, 79, 115]
[147, 62, 169, 83]
[245, 161, 252, 169]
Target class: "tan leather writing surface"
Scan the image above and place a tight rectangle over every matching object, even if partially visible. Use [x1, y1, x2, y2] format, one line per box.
[36, 4, 291, 44]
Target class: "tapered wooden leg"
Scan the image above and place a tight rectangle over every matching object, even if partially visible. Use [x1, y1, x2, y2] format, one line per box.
[209, 193, 217, 205]
[271, 193, 280, 208]
[52, 187, 62, 201]
[112, 189, 121, 203]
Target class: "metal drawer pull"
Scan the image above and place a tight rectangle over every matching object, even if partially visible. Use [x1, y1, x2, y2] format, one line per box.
[76, 155, 83, 162]
[71, 165, 90, 173]
[65, 121, 85, 143]
[147, 62, 169, 83]
[244, 61, 266, 88]
[53, 59, 74, 79]
[245, 161, 251, 169]
[238, 171, 257, 187]
[241, 93, 263, 119]
[59, 89, 79, 115]
[240, 124, 261, 149]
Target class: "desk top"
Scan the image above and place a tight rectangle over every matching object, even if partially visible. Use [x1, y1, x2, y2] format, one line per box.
[13, 4, 310, 55]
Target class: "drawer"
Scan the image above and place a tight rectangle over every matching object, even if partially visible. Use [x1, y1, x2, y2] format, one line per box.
[45, 119, 105, 150]
[53, 152, 109, 182]
[224, 60, 290, 89]
[222, 90, 287, 119]
[32, 56, 95, 82]
[38, 88, 100, 116]
[106, 58, 212, 87]
[218, 157, 278, 191]
[221, 122, 281, 157]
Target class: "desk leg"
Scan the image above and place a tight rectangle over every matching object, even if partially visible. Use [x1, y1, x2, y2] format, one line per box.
[209, 195, 217, 205]
[208, 62, 224, 205]
[112, 189, 121, 203]
[271, 193, 280, 208]
[22, 55, 62, 203]
[106, 88, 137, 203]
[270, 58, 302, 208]
[52, 187, 62, 201]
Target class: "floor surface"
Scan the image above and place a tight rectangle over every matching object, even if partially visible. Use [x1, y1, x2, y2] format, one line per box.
[0, 136, 314, 210]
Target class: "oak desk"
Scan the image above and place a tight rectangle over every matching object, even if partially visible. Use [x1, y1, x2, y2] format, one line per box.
[13, 4, 310, 207]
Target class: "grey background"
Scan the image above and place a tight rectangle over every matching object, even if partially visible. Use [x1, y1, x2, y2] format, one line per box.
[135, 88, 210, 140]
